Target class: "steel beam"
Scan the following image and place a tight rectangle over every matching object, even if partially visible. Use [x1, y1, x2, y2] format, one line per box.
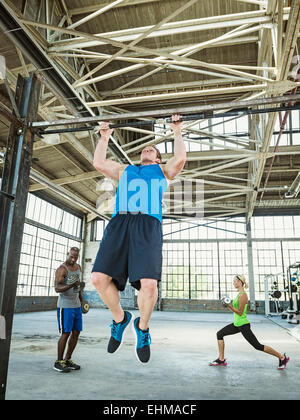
[49, 8, 290, 51]
[0, 1, 131, 165]
[0, 75, 40, 401]
[34, 103, 300, 135]
[30, 168, 110, 221]
[29, 93, 300, 129]
[0, 102, 22, 126]
[246, 0, 300, 221]
[246, 221, 256, 311]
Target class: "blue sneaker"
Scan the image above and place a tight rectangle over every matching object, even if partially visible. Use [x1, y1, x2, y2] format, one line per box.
[133, 317, 151, 363]
[107, 311, 133, 354]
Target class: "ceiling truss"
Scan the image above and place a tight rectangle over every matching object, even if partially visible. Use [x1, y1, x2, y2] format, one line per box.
[0, 0, 299, 223]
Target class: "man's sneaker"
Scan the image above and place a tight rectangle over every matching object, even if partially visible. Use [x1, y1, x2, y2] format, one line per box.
[53, 360, 71, 373]
[107, 311, 133, 354]
[278, 354, 290, 370]
[133, 317, 151, 364]
[65, 359, 80, 370]
[209, 358, 227, 366]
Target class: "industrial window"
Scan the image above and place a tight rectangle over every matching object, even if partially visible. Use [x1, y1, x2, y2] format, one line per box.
[17, 194, 83, 296]
[252, 239, 300, 300]
[161, 239, 247, 300]
[270, 110, 300, 146]
[91, 214, 300, 302]
[25, 194, 82, 238]
[161, 215, 300, 301]
[153, 116, 250, 154]
[162, 217, 246, 240]
[251, 215, 300, 239]
[91, 219, 109, 241]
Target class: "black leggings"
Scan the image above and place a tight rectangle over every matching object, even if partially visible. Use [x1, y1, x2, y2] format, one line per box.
[217, 323, 265, 352]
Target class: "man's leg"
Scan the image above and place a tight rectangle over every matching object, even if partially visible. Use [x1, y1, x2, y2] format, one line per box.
[54, 308, 72, 372]
[64, 329, 81, 370]
[54, 333, 72, 372]
[57, 332, 70, 360]
[92, 272, 124, 323]
[137, 278, 158, 330]
[132, 278, 158, 364]
[65, 330, 80, 360]
[92, 272, 132, 354]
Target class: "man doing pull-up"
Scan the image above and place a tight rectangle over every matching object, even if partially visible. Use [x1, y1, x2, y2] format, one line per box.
[91, 115, 186, 363]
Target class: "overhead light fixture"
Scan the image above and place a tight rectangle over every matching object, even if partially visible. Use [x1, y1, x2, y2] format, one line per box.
[42, 133, 60, 145]
[162, 200, 168, 212]
[0, 55, 6, 80]
[285, 172, 300, 198]
[97, 178, 116, 193]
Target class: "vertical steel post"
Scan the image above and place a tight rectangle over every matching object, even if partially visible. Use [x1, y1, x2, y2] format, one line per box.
[246, 221, 256, 311]
[188, 242, 191, 300]
[0, 75, 40, 400]
[217, 242, 221, 299]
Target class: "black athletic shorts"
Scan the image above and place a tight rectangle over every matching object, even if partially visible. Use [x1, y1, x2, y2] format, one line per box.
[92, 213, 163, 291]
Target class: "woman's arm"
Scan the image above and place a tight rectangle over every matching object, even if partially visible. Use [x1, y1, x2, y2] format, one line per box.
[227, 293, 248, 316]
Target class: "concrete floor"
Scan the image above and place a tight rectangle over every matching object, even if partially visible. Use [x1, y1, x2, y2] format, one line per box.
[5, 308, 300, 400]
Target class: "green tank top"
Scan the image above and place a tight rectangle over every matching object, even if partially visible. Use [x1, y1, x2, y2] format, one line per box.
[233, 292, 250, 327]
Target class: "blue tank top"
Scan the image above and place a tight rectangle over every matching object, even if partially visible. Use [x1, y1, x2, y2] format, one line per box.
[112, 164, 168, 223]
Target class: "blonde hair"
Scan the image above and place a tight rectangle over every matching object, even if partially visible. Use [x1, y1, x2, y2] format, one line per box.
[236, 274, 248, 289]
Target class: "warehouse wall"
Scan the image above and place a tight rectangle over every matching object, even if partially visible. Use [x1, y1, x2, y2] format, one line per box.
[14, 222, 290, 314]
[15, 296, 57, 313]
[13, 295, 288, 315]
[79, 222, 294, 315]
[160, 298, 289, 314]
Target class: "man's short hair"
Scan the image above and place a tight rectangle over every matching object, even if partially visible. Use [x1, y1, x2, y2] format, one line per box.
[148, 144, 162, 162]
[69, 247, 80, 253]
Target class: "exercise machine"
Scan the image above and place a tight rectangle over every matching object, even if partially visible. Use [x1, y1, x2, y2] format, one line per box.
[264, 273, 285, 317]
[281, 262, 300, 324]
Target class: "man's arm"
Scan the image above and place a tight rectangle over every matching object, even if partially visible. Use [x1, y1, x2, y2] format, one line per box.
[54, 266, 80, 294]
[162, 114, 186, 180]
[93, 122, 127, 181]
[78, 264, 83, 303]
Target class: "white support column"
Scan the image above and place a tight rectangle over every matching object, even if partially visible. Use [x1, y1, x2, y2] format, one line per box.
[246, 220, 256, 311]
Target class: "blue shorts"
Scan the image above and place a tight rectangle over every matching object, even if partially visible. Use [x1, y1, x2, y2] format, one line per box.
[92, 213, 163, 291]
[57, 307, 82, 333]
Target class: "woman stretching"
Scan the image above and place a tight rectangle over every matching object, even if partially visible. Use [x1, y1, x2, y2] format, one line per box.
[210, 275, 289, 370]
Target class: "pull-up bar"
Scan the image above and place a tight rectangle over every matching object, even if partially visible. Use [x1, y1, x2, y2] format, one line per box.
[29, 93, 300, 130]
[39, 104, 300, 135]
